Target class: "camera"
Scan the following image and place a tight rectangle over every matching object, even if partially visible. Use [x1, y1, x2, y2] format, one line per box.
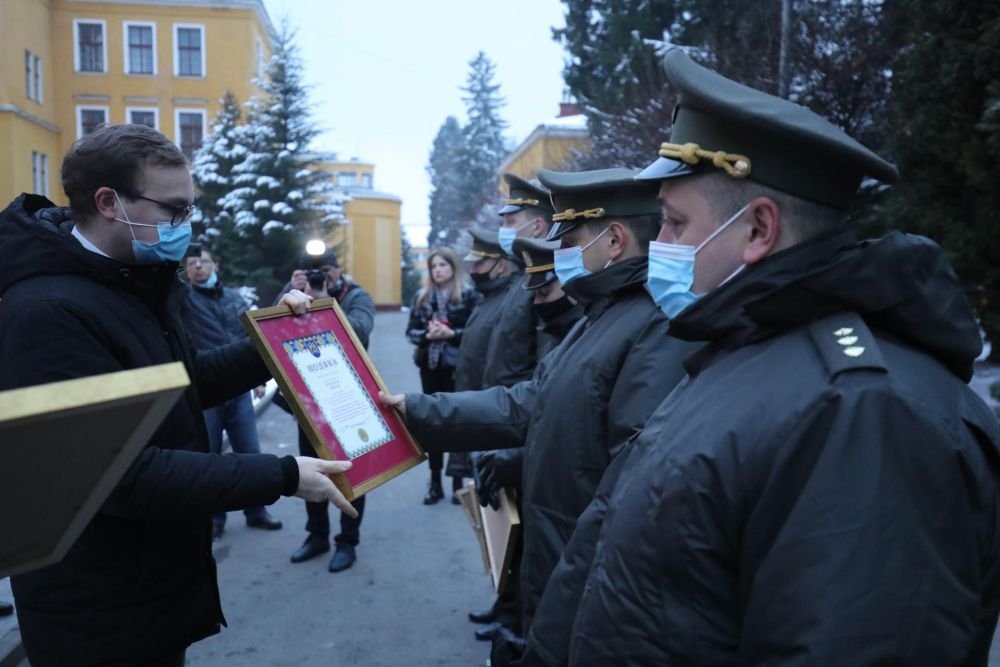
[305, 269, 326, 290]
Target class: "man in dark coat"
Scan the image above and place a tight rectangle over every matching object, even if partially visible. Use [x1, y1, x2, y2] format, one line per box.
[280, 252, 377, 573]
[380, 169, 699, 655]
[556, 50, 1000, 666]
[0, 124, 355, 667]
[454, 228, 515, 393]
[481, 174, 555, 389]
[182, 245, 283, 539]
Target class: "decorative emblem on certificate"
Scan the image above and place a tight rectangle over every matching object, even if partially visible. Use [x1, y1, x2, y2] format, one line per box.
[243, 299, 425, 500]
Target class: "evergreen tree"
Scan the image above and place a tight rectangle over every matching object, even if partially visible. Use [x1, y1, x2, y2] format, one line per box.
[400, 233, 423, 306]
[216, 23, 343, 299]
[458, 52, 508, 228]
[190, 91, 245, 241]
[426, 116, 468, 247]
[881, 0, 1000, 357]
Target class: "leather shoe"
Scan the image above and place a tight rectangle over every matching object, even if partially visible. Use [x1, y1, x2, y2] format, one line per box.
[328, 544, 356, 572]
[246, 510, 282, 530]
[290, 534, 329, 563]
[211, 523, 225, 541]
[468, 606, 498, 624]
[474, 621, 504, 641]
[423, 482, 444, 505]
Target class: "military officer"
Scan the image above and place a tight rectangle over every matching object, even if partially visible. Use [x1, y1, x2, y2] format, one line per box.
[552, 49, 1000, 666]
[381, 169, 699, 658]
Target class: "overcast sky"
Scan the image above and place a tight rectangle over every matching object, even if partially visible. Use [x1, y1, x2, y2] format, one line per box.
[261, 0, 569, 245]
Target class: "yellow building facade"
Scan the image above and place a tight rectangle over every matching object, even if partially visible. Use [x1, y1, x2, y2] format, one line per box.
[0, 0, 271, 202]
[314, 157, 404, 308]
[497, 107, 591, 186]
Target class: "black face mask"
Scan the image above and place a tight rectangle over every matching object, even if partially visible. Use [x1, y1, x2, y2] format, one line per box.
[470, 272, 492, 286]
[533, 294, 577, 324]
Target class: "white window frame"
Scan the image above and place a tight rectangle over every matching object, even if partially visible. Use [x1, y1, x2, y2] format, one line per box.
[32, 152, 49, 197]
[255, 36, 265, 79]
[174, 108, 207, 156]
[173, 23, 206, 78]
[126, 106, 159, 129]
[123, 20, 157, 76]
[73, 19, 107, 74]
[76, 105, 109, 138]
[25, 51, 33, 101]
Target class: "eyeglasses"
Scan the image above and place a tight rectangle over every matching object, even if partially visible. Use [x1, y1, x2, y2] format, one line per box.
[135, 195, 196, 226]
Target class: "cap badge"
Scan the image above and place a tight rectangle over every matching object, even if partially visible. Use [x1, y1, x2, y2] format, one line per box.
[507, 197, 540, 207]
[659, 142, 751, 179]
[521, 250, 533, 267]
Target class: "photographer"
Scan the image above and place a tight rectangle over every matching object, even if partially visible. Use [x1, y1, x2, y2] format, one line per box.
[276, 251, 375, 573]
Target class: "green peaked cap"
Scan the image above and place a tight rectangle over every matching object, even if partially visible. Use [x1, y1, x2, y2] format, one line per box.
[637, 49, 899, 210]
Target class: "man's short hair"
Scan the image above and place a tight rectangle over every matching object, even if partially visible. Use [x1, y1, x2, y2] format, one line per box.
[61, 123, 188, 218]
[581, 214, 661, 251]
[693, 172, 848, 244]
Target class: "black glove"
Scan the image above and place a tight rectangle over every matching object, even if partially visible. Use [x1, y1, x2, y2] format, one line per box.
[475, 451, 502, 510]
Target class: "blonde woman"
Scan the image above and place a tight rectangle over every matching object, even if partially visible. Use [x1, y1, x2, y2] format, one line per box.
[406, 247, 480, 504]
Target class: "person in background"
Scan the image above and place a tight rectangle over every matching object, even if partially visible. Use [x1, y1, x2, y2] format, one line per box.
[181, 245, 283, 540]
[406, 246, 479, 504]
[281, 251, 377, 573]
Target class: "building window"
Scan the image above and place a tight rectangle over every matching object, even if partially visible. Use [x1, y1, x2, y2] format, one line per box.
[34, 55, 42, 103]
[336, 172, 357, 188]
[127, 107, 158, 129]
[176, 109, 206, 159]
[32, 152, 49, 196]
[361, 173, 373, 189]
[77, 106, 108, 138]
[125, 22, 156, 75]
[74, 20, 106, 73]
[174, 25, 204, 77]
[25, 51, 43, 102]
[256, 37, 265, 79]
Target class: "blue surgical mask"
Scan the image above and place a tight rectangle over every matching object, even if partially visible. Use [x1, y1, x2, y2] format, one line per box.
[498, 220, 534, 255]
[553, 227, 610, 286]
[198, 271, 218, 288]
[113, 191, 193, 264]
[647, 203, 750, 318]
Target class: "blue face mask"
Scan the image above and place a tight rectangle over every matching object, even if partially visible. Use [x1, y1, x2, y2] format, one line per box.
[498, 220, 534, 256]
[647, 203, 750, 318]
[554, 227, 611, 286]
[113, 191, 193, 264]
[198, 271, 218, 288]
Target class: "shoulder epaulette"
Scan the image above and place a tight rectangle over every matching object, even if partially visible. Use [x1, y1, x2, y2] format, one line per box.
[808, 311, 887, 378]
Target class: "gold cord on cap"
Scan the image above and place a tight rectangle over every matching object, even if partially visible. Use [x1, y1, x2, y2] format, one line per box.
[552, 207, 606, 222]
[506, 197, 540, 206]
[658, 142, 751, 178]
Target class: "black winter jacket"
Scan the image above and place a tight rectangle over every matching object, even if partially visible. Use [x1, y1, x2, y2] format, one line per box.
[406, 284, 479, 370]
[564, 228, 1000, 666]
[405, 257, 699, 633]
[182, 280, 252, 352]
[0, 195, 297, 666]
[454, 275, 513, 392]
[482, 269, 540, 388]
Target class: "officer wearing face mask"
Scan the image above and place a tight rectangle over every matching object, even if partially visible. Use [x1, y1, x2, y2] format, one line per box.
[543, 50, 1000, 667]
[379, 169, 699, 664]
[482, 174, 556, 389]
[0, 124, 357, 667]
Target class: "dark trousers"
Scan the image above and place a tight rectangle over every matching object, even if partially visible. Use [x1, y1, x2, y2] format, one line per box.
[203, 393, 265, 525]
[419, 365, 455, 474]
[297, 429, 366, 545]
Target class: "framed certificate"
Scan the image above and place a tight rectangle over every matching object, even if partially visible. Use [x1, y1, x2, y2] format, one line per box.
[242, 298, 425, 500]
[0, 362, 190, 578]
[480, 488, 522, 594]
[456, 482, 491, 575]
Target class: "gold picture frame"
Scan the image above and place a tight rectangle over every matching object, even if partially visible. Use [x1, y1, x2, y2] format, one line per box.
[242, 298, 425, 501]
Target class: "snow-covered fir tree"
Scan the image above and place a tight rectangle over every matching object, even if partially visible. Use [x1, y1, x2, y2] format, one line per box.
[426, 116, 468, 247]
[190, 91, 245, 240]
[213, 24, 344, 298]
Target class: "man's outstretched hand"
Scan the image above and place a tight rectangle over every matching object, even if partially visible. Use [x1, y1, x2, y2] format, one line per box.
[378, 391, 406, 419]
[294, 457, 358, 517]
